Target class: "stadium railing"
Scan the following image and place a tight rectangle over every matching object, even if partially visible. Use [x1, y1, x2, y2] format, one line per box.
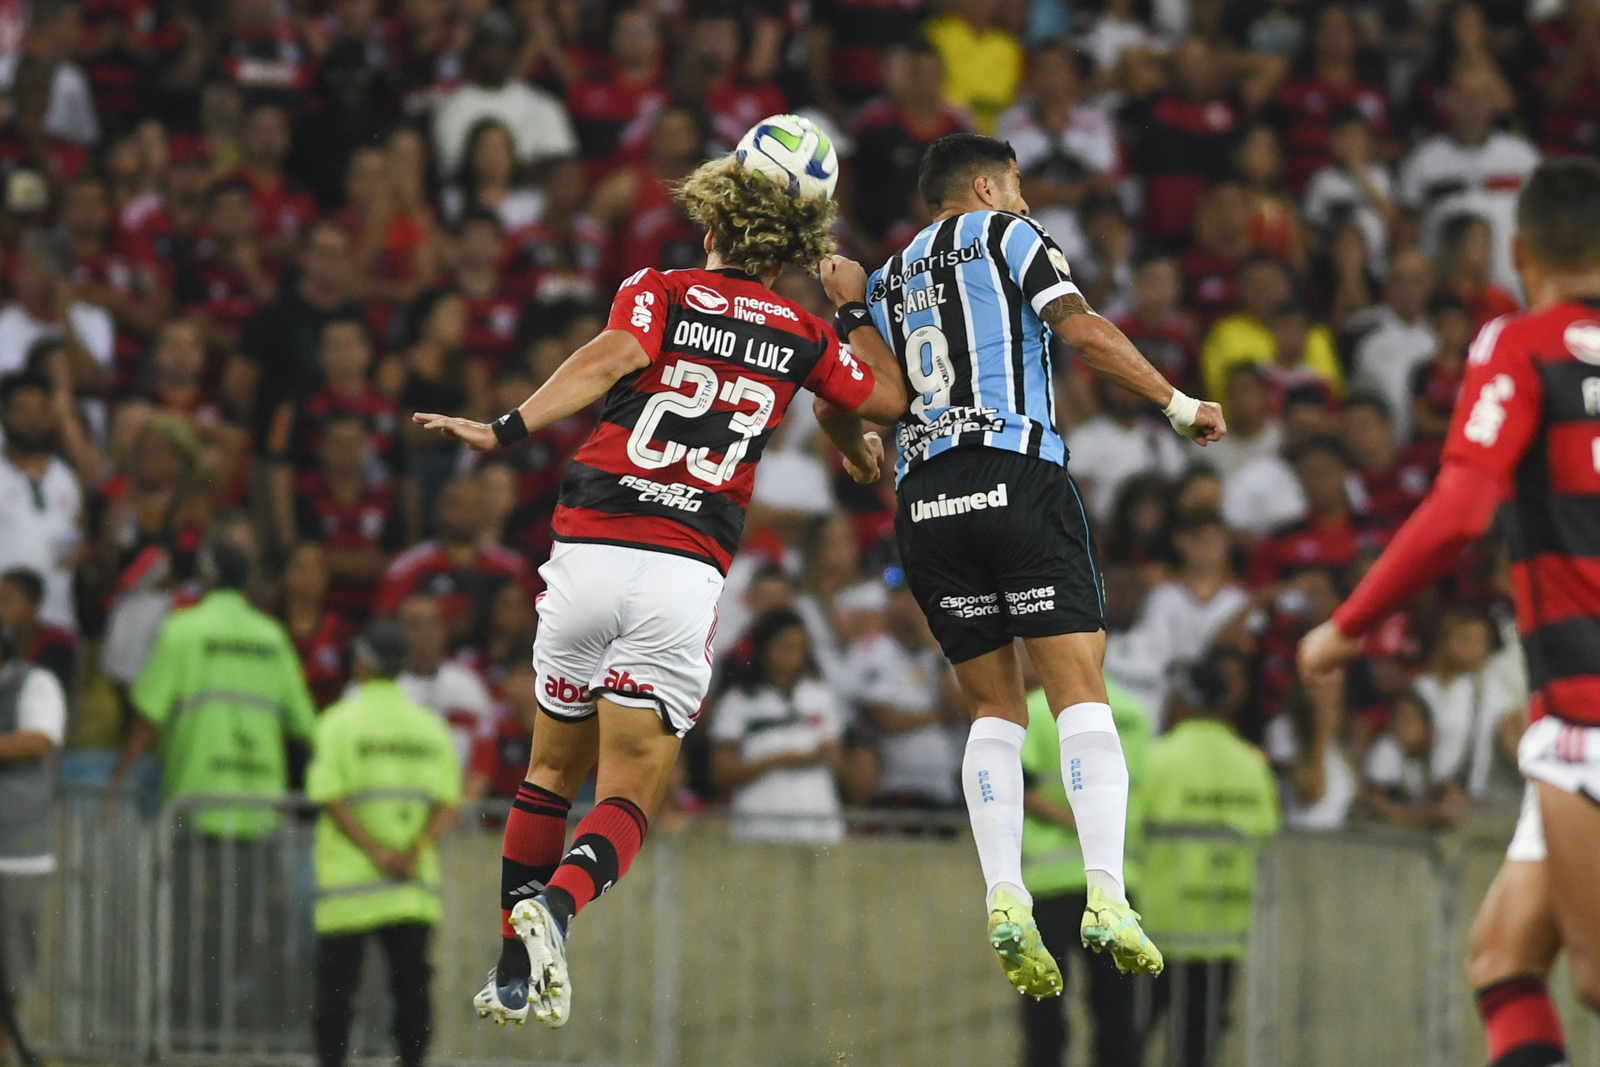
[19, 790, 1599, 1067]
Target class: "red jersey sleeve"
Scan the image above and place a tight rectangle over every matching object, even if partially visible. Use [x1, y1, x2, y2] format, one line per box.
[604, 267, 672, 360]
[803, 329, 877, 412]
[1440, 315, 1544, 480]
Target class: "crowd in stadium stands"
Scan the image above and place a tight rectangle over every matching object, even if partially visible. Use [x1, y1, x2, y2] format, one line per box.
[0, 0, 1585, 836]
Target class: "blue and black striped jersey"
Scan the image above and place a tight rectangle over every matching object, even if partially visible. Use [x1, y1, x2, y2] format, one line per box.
[866, 210, 1083, 484]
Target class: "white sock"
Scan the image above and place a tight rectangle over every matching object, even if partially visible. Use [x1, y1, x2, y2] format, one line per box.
[1057, 702, 1128, 904]
[962, 716, 1031, 908]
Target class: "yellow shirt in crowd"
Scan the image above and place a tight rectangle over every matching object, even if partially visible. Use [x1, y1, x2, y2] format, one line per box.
[1200, 314, 1347, 403]
[922, 15, 1022, 134]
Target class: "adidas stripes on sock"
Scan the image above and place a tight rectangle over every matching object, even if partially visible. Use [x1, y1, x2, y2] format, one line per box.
[500, 782, 571, 953]
[543, 797, 649, 930]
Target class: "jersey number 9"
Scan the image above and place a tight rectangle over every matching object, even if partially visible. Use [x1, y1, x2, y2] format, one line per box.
[905, 324, 956, 415]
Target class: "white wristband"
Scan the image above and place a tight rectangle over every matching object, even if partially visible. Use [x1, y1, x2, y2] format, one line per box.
[1162, 389, 1202, 435]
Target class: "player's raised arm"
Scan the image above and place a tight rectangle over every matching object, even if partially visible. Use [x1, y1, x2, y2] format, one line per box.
[819, 254, 910, 423]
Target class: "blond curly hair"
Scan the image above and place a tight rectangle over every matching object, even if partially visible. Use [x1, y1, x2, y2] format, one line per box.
[675, 156, 836, 279]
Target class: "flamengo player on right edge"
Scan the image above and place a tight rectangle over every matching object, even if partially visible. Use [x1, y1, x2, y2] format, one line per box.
[414, 154, 905, 1029]
[1300, 158, 1600, 1067]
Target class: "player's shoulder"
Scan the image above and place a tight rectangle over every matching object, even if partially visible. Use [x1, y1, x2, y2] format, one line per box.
[1472, 303, 1600, 367]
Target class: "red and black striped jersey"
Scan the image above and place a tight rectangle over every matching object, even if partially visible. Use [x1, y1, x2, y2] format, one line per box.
[1445, 300, 1600, 724]
[552, 266, 877, 572]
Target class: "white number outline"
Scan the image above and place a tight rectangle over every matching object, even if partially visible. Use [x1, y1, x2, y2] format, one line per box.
[904, 323, 956, 415]
[626, 359, 777, 486]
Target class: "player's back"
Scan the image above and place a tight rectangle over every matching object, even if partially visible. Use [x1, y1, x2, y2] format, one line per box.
[552, 266, 873, 573]
[1457, 300, 1600, 723]
[866, 210, 1084, 482]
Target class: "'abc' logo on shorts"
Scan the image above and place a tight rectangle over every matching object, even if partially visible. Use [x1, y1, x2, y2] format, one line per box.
[686, 285, 729, 315]
[544, 675, 591, 704]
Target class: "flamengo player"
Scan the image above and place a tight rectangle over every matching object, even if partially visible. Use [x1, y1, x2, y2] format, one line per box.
[414, 157, 906, 1028]
[1301, 158, 1600, 1067]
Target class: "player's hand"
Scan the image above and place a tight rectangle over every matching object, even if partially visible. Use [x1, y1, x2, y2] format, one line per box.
[820, 254, 868, 306]
[1297, 619, 1361, 680]
[844, 431, 884, 484]
[1187, 401, 1227, 445]
[412, 412, 499, 451]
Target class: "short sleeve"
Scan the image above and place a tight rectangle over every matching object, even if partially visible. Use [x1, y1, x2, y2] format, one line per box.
[803, 329, 876, 412]
[1440, 316, 1543, 481]
[304, 717, 346, 803]
[1362, 736, 1404, 788]
[17, 669, 66, 745]
[708, 692, 752, 744]
[129, 618, 180, 727]
[996, 214, 1083, 318]
[604, 268, 672, 361]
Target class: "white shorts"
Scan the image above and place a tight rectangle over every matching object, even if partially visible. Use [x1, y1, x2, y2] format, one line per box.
[532, 542, 722, 737]
[1505, 716, 1600, 863]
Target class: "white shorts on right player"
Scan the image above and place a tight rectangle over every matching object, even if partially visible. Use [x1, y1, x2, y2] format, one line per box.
[532, 542, 722, 737]
[1505, 717, 1600, 863]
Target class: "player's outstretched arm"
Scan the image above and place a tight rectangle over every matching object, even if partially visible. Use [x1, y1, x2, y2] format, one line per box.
[1044, 294, 1226, 445]
[413, 330, 651, 451]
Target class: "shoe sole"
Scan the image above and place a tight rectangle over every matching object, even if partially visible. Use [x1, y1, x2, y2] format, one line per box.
[1082, 924, 1164, 976]
[990, 921, 1064, 999]
[511, 899, 571, 1029]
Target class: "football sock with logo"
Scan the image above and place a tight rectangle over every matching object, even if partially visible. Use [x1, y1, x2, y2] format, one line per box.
[543, 797, 649, 930]
[1056, 702, 1128, 904]
[497, 782, 570, 982]
[962, 717, 1031, 908]
[1476, 976, 1567, 1067]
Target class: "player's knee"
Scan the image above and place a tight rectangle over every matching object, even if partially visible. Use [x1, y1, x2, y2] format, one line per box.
[1568, 951, 1600, 1012]
[1465, 942, 1519, 992]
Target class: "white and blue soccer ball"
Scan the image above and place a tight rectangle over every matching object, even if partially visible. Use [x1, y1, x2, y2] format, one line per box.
[735, 114, 839, 201]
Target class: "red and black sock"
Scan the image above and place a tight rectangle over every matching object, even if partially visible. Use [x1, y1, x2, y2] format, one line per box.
[543, 797, 649, 931]
[498, 782, 571, 980]
[1476, 975, 1567, 1067]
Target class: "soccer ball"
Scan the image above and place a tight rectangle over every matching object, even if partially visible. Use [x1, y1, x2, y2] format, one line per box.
[735, 114, 839, 201]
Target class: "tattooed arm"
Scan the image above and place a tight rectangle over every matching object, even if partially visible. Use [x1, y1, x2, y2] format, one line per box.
[1042, 292, 1227, 445]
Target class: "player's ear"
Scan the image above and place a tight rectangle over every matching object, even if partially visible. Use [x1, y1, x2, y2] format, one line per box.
[702, 230, 715, 256]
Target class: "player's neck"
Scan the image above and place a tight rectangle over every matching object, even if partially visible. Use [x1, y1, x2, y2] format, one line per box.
[1526, 270, 1600, 310]
[703, 253, 777, 289]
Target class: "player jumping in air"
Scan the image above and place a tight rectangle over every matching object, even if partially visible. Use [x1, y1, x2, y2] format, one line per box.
[1301, 158, 1600, 1067]
[414, 157, 906, 1028]
[818, 133, 1226, 996]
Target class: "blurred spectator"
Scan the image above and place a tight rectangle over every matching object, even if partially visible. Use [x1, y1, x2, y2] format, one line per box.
[293, 413, 403, 624]
[1431, 211, 1521, 329]
[1275, 673, 1358, 830]
[395, 592, 494, 767]
[711, 609, 846, 842]
[1526, 0, 1600, 157]
[1302, 107, 1395, 277]
[794, 513, 868, 689]
[1127, 38, 1240, 245]
[1076, 196, 1136, 311]
[1341, 393, 1431, 525]
[112, 538, 316, 834]
[1234, 124, 1303, 270]
[335, 137, 439, 314]
[1201, 257, 1341, 403]
[217, 0, 314, 112]
[229, 104, 318, 261]
[144, 318, 247, 504]
[923, 0, 1022, 133]
[0, 56, 88, 185]
[1221, 384, 1334, 535]
[1140, 654, 1279, 1067]
[280, 541, 351, 710]
[1398, 63, 1539, 294]
[0, 612, 67, 1060]
[995, 43, 1117, 265]
[386, 291, 483, 507]
[465, 659, 539, 801]
[1018, 678, 1150, 1067]
[1101, 563, 1173, 727]
[1416, 608, 1521, 799]
[1142, 509, 1249, 666]
[590, 103, 709, 282]
[0, 567, 75, 694]
[808, 0, 929, 115]
[674, 10, 786, 152]
[1409, 295, 1474, 443]
[504, 158, 605, 309]
[1349, 247, 1436, 442]
[846, 573, 962, 809]
[0, 229, 112, 386]
[307, 620, 459, 1067]
[1248, 438, 1387, 586]
[1273, 5, 1391, 193]
[1106, 251, 1198, 395]
[0, 372, 85, 632]
[455, 577, 535, 697]
[441, 120, 541, 232]
[432, 10, 577, 176]
[1179, 182, 1257, 328]
[1361, 688, 1466, 828]
[1066, 381, 1189, 525]
[0, 0, 99, 146]
[562, 6, 665, 166]
[177, 178, 279, 352]
[236, 220, 361, 440]
[1203, 364, 1281, 479]
[849, 39, 969, 249]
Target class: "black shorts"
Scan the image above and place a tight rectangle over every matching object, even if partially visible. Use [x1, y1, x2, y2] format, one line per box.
[895, 449, 1104, 664]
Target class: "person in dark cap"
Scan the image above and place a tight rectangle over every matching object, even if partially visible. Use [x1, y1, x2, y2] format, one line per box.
[306, 619, 461, 1067]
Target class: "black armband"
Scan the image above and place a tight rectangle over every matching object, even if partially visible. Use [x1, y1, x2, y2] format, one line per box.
[491, 409, 529, 447]
[833, 302, 873, 339]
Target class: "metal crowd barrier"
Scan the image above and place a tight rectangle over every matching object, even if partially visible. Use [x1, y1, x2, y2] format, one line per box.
[15, 791, 1600, 1067]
